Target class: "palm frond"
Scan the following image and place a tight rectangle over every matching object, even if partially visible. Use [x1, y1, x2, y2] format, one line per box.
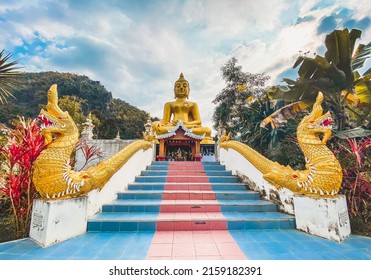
[0, 49, 22, 104]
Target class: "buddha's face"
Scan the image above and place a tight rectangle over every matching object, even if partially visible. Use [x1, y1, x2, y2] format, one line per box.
[174, 81, 189, 99]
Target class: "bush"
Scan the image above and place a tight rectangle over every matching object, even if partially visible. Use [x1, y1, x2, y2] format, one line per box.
[0, 117, 45, 239]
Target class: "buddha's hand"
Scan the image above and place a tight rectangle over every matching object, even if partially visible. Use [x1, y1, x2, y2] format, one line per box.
[153, 122, 162, 132]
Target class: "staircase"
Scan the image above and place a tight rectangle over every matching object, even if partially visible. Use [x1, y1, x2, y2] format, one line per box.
[87, 161, 295, 232]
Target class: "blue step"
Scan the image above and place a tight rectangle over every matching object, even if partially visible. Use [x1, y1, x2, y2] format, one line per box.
[117, 190, 260, 200]
[101, 199, 277, 213]
[140, 170, 233, 176]
[127, 183, 248, 191]
[87, 212, 295, 232]
[87, 161, 296, 232]
[134, 176, 239, 183]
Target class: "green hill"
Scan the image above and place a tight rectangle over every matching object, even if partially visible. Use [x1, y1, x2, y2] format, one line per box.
[0, 72, 152, 139]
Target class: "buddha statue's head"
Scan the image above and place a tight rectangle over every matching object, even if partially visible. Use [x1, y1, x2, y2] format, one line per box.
[174, 73, 190, 99]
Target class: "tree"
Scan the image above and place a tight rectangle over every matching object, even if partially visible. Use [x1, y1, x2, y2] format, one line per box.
[213, 58, 305, 168]
[58, 95, 87, 132]
[0, 50, 21, 104]
[212, 57, 270, 136]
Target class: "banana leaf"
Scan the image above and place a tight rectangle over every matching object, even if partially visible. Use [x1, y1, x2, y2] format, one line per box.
[354, 74, 371, 108]
[333, 127, 371, 139]
[352, 42, 371, 71]
[325, 28, 361, 84]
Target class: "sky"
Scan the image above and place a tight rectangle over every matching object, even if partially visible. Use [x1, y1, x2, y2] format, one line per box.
[1, 0, 370, 136]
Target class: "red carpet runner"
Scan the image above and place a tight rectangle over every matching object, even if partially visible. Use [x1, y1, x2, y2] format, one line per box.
[147, 162, 247, 260]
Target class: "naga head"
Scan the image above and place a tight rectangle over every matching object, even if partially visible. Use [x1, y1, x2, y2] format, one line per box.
[298, 92, 334, 144]
[38, 84, 78, 145]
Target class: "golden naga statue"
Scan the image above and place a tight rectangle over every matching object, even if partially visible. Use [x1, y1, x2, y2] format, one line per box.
[32, 85, 152, 200]
[152, 73, 214, 144]
[220, 92, 342, 197]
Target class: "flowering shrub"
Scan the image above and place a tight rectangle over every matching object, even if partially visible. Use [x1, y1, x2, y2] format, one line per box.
[73, 138, 104, 171]
[0, 117, 45, 238]
[335, 137, 371, 222]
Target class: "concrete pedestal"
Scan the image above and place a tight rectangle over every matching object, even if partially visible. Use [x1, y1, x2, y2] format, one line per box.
[29, 197, 88, 247]
[293, 194, 351, 242]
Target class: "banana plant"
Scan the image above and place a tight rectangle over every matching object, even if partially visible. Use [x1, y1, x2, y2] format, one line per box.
[266, 28, 371, 132]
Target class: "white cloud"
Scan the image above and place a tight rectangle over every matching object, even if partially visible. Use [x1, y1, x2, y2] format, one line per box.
[1, 0, 370, 137]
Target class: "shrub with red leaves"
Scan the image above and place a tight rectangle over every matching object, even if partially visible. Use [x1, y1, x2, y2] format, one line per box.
[0, 117, 45, 239]
[335, 137, 371, 222]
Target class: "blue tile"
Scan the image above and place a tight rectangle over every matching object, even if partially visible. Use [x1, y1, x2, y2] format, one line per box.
[292, 251, 326, 260]
[228, 221, 244, 230]
[259, 242, 290, 254]
[2, 242, 38, 255]
[131, 232, 155, 244]
[250, 232, 276, 242]
[279, 219, 296, 229]
[95, 248, 127, 260]
[144, 205, 160, 212]
[101, 222, 120, 231]
[120, 222, 138, 231]
[114, 205, 129, 212]
[129, 205, 145, 212]
[249, 254, 277, 260]
[319, 250, 350, 260]
[87, 221, 102, 231]
[102, 205, 114, 212]
[0, 241, 20, 252]
[138, 222, 156, 231]
[0, 253, 22, 260]
[267, 253, 298, 260]
[334, 249, 371, 260]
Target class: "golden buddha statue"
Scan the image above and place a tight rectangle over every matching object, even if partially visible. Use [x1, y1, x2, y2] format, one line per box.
[152, 73, 214, 144]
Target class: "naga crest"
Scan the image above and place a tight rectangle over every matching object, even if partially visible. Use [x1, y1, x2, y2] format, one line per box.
[38, 84, 79, 146]
[297, 92, 334, 145]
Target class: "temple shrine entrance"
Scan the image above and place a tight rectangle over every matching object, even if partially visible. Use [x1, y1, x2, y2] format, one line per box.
[166, 143, 193, 161]
[155, 122, 210, 161]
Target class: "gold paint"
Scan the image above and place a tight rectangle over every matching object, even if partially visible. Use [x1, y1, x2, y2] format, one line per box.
[152, 73, 214, 144]
[32, 85, 152, 200]
[220, 92, 342, 197]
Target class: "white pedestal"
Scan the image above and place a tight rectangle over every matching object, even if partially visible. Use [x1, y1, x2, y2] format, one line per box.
[29, 197, 88, 247]
[293, 195, 351, 242]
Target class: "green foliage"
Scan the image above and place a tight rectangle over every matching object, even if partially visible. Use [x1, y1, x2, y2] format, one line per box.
[269, 28, 371, 131]
[58, 95, 87, 131]
[212, 57, 270, 135]
[213, 58, 305, 166]
[0, 72, 149, 139]
[0, 49, 22, 104]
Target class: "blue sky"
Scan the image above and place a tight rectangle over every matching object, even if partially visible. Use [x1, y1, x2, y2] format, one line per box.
[1, 0, 370, 134]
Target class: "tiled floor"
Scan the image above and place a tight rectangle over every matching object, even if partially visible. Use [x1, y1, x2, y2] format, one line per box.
[2, 162, 369, 260]
[0, 229, 370, 260]
[147, 230, 246, 260]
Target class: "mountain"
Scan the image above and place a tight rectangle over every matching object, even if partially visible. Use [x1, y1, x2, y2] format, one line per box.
[0, 72, 151, 139]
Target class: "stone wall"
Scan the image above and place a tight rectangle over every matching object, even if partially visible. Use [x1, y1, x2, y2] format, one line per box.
[74, 139, 136, 171]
